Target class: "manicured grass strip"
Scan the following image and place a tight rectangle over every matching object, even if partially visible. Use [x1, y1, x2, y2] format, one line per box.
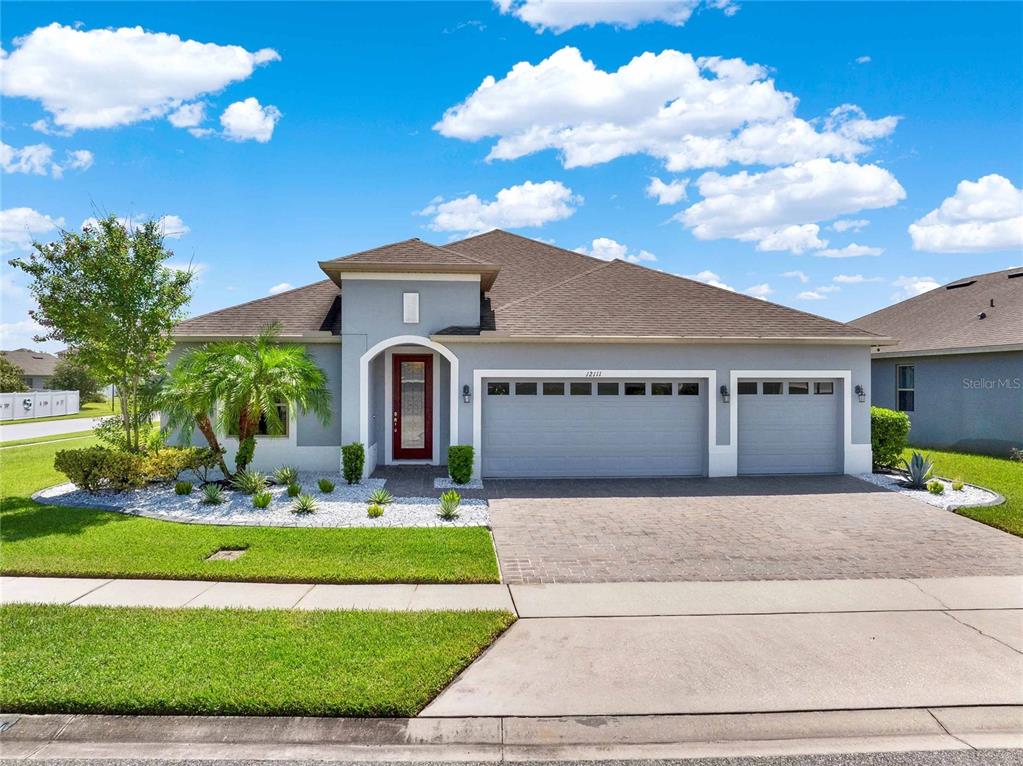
[0, 604, 515, 716]
[5, 398, 119, 425]
[902, 447, 1022, 537]
[1, 439, 500, 584]
[0, 430, 95, 449]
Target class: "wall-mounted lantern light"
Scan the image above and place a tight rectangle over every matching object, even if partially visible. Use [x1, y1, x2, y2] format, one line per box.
[462, 384, 472, 404]
[719, 384, 730, 404]
[854, 384, 866, 403]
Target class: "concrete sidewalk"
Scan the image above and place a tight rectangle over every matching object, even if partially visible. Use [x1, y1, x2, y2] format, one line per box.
[0, 416, 106, 443]
[2, 707, 1020, 761]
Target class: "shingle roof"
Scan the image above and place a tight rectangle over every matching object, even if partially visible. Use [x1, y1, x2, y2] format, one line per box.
[0, 348, 60, 376]
[318, 238, 501, 290]
[437, 257, 879, 340]
[852, 267, 1023, 355]
[174, 280, 341, 337]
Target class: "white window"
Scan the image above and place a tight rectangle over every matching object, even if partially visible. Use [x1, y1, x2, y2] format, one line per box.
[402, 292, 420, 324]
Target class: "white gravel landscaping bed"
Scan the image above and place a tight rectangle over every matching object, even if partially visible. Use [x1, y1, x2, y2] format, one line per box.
[33, 471, 490, 528]
[434, 476, 484, 490]
[857, 471, 1002, 511]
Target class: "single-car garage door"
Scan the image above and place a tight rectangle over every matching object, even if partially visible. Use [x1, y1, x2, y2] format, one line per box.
[737, 379, 842, 475]
[482, 378, 707, 478]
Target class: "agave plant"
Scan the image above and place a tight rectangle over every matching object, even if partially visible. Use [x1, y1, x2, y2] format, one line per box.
[201, 484, 225, 505]
[286, 482, 301, 497]
[231, 470, 268, 495]
[273, 465, 299, 486]
[318, 478, 336, 493]
[368, 488, 394, 506]
[252, 490, 273, 509]
[438, 489, 461, 521]
[291, 493, 317, 515]
[901, 451, 934, 489]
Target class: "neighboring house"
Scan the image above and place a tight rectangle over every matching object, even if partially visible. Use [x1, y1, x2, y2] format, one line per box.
[853, 267, 1023, 456]
[172, 230, 885, 479]
[0, 348, 60, 390]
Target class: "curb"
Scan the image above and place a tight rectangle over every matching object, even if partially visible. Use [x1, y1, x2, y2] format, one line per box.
[2, 707, 1021, 760]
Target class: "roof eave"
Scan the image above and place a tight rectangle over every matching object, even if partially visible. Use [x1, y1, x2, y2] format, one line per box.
[171, 330, 341, 344]
[431, 333, 891, 345]
[318, 261, 500, 291]
[871, 342, 1023, 358]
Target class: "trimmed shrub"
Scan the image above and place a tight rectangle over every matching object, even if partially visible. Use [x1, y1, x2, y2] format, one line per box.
[318, 478, 335, 493]
[951, 478, 965, 491]
[367, 504, 384, 518]
[927, 480, 945, 495]
[871, 406, 910, 470]
[341, 442, 365, 485]
[174, 481, 193, 495]
[368, 488, 394, 506]
[286, 482, 301, 497]
[54, 447, 147, 492]
[252, 490, 272, 509]
[438, 489, 461, 521]
[144, 447, 221, 484]
[447, 445, 474, 485]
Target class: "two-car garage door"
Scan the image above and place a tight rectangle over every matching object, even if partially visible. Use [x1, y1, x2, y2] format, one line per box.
[482, 378, 707, 478]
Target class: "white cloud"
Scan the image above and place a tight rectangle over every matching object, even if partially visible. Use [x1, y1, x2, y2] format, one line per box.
[420, 180, 580, 234]
[833, 274, 882, 284]
[0, 23, 280, 131]
[169, 102, 205, 128]
[781, 270, 809, 283]
[797, 290, 827, 301]
[0, 142, 93, 178]
[494, 1, 737, 33]
[0, 317, 53, 350]
[575, 237, 656, 263]
[908, 174, 1023, 253]
[220, 97, 282, 142]
[677, 158, 905, 253]
[165, 261, 208, 284]
[817, 284, 840, 293]
[684, 269, 734, 292]
[80, 214, 190, 239]
[855, 55, 872, 64]
[814, 243, 884, 258]
[892, 275, 941, 299]
[744, 283, 773, 299]
[0, 207, 64, 254]
[831, 218, 868, 232]
[435, 47, 898, 172]
[268, 282, 294, 295]
[646, 176, 689, 205]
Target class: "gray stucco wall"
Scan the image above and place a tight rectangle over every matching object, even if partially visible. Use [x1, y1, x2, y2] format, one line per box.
[871, 351, 1023, 455]
[449, 342, 874, 449]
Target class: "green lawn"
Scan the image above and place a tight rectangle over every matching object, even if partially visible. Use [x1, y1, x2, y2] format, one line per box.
[6, 397, 119, 425]
[902, 447, 1022, 537]
[0, 604, 514, 716]
[0, 430, 96, 448]
[1, 438, 500, 583]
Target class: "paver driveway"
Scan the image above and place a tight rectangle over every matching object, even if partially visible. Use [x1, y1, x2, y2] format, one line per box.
[486, 475, 1023, 583]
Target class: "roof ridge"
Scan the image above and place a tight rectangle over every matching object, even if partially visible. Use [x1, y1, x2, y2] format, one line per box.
[491, 258, 619, 314]
[450, 228, 611, 268]
[325, 237, 494, 266]
[179, 279, 335, 325]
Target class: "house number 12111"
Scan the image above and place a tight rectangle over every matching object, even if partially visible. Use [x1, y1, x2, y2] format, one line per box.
[584, 371, 603, 377]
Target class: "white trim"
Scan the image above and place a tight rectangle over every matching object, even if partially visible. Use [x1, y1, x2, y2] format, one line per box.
[384, 345, 441, 466]
[359, 335, 458, 477]
[871, 343, 1023, 358]
[729, 370, 870, 475]
[334, 272, 481, 282]
[472, 369, 717, 480]
[434, 335, 887, 346]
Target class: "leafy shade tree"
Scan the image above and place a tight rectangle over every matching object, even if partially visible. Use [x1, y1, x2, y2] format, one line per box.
[8, 215, 192, 452]
[215, 323, 332, 473]
[48, 351, 105, 403]
[0, 356, 29, 393]
[161, 346, 233, 478]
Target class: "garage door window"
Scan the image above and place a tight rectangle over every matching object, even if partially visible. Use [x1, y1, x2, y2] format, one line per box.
[678, 382, 699, 395]
[597, 382, 619, 396]
[543, 382, 565, 396]
[788, 382, 809, 395]
[814, 381, 834, 395]
[651, 382, 672, 396]
[737, 381, 757, 395]
[624, 382, 646, 396]
[763, 382, 783, 395]
[487, 382, 510, 396]
[515, 382, 537, 395]
[570, 382, 592, 395]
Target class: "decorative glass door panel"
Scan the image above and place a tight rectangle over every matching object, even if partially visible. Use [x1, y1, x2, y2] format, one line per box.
[392, 354, 433, 460]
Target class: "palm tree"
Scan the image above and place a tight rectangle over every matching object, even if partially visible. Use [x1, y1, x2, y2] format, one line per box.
[162, 346, 233, 478]
[214, 323, 332, 472]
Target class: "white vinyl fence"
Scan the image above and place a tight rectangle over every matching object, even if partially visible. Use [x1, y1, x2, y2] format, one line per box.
[0, 390, 80, 421]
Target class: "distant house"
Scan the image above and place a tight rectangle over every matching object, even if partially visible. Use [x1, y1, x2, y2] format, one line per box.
[853, 267, 1023, 456]
[1, 348, 60, 390]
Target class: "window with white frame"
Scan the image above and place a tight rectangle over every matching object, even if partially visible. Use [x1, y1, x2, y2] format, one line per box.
[402, 292, 420, 324]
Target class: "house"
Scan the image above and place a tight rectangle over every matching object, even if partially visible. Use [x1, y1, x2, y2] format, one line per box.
[853, 267, 1023, 456]
[172, 230, 885, 479]
[1, 348, 60, 390]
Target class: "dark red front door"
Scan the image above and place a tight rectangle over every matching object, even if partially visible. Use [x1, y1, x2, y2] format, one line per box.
[392, 354, 433, 460]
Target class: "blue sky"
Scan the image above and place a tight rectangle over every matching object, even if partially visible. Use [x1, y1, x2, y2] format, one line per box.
[2, 1, 1021, 351]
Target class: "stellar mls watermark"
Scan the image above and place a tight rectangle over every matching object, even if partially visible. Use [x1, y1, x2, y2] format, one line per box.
[962, 377, 1022, 390]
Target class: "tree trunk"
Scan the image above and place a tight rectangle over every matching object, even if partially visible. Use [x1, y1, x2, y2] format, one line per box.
[116, 381, 132, 451]
[196, 414, 232, 479]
